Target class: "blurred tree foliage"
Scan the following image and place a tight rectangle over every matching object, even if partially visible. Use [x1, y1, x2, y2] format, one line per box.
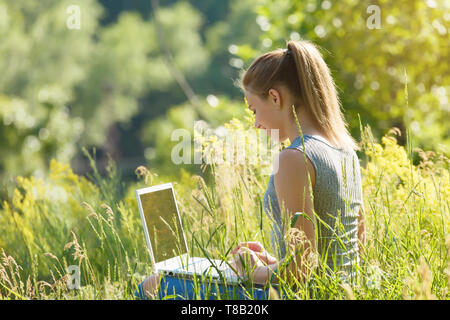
[234, 0, 449, 154]
[140, 0, 263, 177]
[0, 0, 210, 185]
[0, 0, 102, 179]
[140, 96, 248, 177]
[0, 0, 448, 196]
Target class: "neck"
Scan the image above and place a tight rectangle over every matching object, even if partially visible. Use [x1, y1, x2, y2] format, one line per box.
[285, 113, 323, 143]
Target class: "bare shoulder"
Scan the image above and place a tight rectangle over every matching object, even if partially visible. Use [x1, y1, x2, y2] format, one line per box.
[274, 148, 316, 188]
[273, 148, 316, 218]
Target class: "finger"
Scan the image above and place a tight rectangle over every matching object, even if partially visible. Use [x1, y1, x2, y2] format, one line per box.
[230, 245, 241, 255]
[247, 249, 260, 264]
[237, 247, 258, 265]
[234, 251, 259, 279]
[252, 250, 268, 262]
[241, 241, 263, 253]
[231, 242, 256, 254]
[230, 242, 247, 254]
[234, 248, 249, 267]
[238, 241, 254, 249]
[233, 250, 246, 264]
[232, 246, 248, 258]
[232, 255, 244, 275]
[237, 247, 252, 257]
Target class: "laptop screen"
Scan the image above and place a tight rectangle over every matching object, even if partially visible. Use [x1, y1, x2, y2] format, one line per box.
[139, 187, 187, 263]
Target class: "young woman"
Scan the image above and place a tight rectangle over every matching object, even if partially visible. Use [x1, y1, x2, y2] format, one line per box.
[136, 40, 366, 300]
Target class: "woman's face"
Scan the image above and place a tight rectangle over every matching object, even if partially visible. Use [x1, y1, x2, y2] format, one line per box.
[244, 89, 285, 140]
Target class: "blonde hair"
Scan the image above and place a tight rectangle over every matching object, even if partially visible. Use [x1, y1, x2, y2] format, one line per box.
[242, 40, 358, 151]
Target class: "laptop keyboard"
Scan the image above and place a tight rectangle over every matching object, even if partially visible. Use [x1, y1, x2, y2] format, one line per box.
[181, 259, 237, 277]
[191, 259, 225, 271]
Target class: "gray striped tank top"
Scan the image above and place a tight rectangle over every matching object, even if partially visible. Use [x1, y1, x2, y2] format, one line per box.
[262, 134, 363, 276]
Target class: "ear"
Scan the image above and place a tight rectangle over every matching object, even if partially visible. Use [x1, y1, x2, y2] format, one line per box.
[268, 88, 282, 108]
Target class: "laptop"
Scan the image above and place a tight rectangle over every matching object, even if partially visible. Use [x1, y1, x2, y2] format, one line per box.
[135, 182, 242, 285]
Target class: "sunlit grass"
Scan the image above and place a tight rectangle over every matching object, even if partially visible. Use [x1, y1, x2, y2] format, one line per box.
[0, 115, 448, 300]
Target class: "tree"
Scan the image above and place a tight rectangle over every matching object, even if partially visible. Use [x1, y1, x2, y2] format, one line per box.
[0, 0, 102, 179]
[0, 0, 211, 185]
[235, 0, 449, 153]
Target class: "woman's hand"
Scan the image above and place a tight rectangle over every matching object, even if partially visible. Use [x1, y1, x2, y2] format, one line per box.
[230, 242, 278, 284]
[230, 246, 264, 279]
[141, 273, 161, 298]
[231, 241, 277, 265]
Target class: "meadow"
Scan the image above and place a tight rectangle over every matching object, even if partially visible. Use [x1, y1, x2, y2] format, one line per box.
[0, 113, 448, 300]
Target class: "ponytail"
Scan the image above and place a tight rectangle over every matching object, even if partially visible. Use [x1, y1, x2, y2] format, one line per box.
[242, 40, 358, 151]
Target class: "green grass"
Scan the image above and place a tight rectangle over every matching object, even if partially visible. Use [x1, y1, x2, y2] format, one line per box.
[0, 117, 448, 300]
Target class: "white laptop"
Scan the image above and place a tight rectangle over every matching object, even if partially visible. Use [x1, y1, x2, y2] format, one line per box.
[135, 182, 242, 285]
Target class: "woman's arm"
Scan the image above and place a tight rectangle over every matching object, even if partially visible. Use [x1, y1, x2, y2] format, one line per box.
[271, 149, 317, 284]
[231, 149, 317, 286]
[358, 206, 367, 251]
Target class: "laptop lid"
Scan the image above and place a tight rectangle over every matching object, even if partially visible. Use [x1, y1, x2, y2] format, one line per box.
[135, 183, 189, 270]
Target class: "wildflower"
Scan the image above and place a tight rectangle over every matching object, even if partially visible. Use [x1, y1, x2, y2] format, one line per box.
[135, 166, 157, 185]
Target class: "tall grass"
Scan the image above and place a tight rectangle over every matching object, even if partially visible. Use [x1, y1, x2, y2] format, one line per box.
[0, 115, 448, 299]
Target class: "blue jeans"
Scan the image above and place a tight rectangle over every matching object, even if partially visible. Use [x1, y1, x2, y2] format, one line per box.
[135, 275, 275, 300]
